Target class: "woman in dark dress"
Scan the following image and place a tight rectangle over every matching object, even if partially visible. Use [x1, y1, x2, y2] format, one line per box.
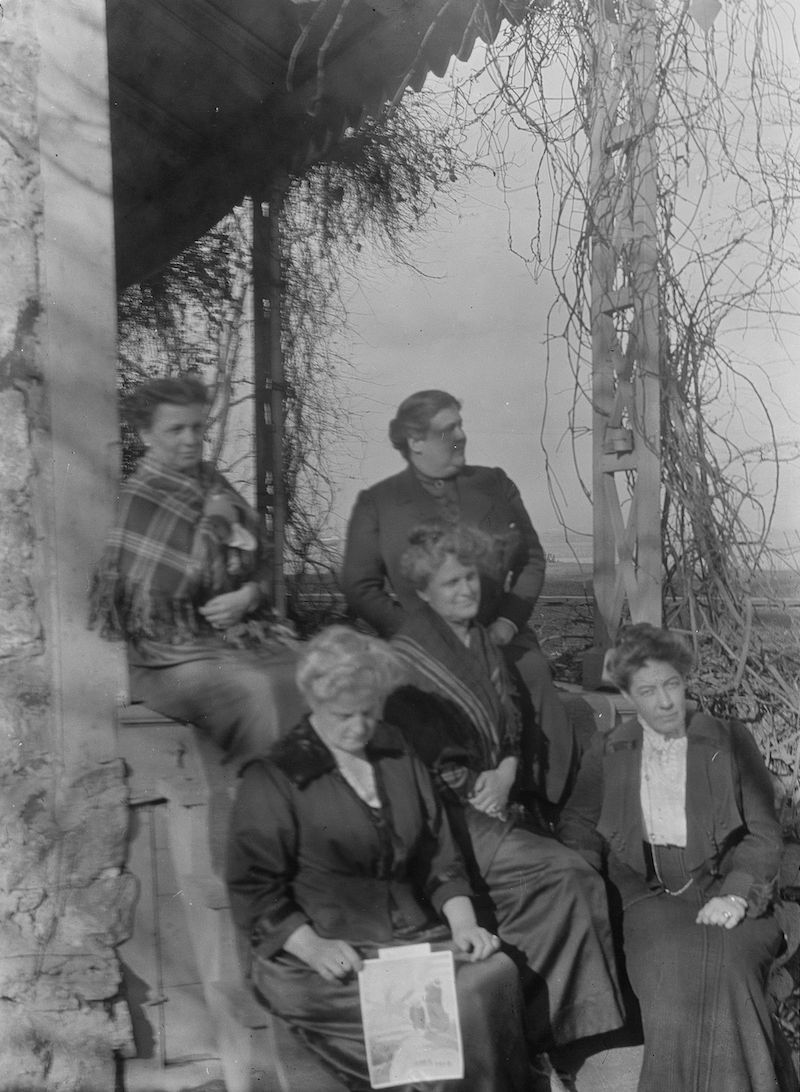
[91, 376, 304, 761]
[226, 625, 532, 1092]
[558, 623, 792, 1092]
[383, 523, 625, 1052]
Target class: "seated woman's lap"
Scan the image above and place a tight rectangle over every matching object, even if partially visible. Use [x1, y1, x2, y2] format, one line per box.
[463, 814, 624, 1044]
[130, 645, 307, 759]
[622, 889, 784, 1088]
[623, 893, 783, 1008]
[467, 814, 609, 909]
[252, 946, 528, 1092]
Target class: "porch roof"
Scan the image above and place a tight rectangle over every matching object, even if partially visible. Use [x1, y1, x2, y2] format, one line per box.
[108, 0, 541, 288]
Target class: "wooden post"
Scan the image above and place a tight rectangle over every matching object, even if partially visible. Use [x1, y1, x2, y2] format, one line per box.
[584, 0, 662, 685]
[253, 183, 288, 615]
[267, 182, 287, 617]
[35, 0, 127, 762]
[628, 0, 662, 625]
[253, 195, 270, 518]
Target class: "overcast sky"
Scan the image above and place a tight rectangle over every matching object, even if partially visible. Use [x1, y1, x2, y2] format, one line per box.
[323, 65, 800, 563]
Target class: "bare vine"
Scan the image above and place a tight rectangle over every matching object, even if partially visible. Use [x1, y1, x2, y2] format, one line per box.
[117, 94, 469, 628]
[277, 99, 469, 624]
[446, 0, 800, 820]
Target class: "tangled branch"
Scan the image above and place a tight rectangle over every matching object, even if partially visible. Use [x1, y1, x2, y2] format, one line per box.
[457, 0, 800, 820]
[117, 94, 470, 627]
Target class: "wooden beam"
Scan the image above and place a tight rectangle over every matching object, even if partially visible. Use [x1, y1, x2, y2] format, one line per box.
[35, 0, 127, 766]
[586, 0, 662, 679]
[252, 184, 288, 616]
[267, 181, 287, 617]
[253, 196, 270, 520]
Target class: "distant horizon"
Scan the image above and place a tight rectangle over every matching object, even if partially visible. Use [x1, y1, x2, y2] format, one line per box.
[316, 51, 799, 587]
[315, 524, 799, 571]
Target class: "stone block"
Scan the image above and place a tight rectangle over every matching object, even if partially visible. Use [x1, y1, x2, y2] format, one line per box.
[58, 761, 130, 884]
[0, 941, 38, 1000]
[0, 1001, 128, 1092]
[0, 1003, 44, 1092]
[0, 756, 136, 1082]
[56, 871, 139, 948]
[0, 665, 51, 767]
[0, 392, 33, 486]
[0, 766, 56, 892]
[36, 953, 122, 1005]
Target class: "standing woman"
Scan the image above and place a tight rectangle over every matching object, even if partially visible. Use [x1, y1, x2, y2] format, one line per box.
[559, 623, 790, 1092]
[91, 376, 304, 761]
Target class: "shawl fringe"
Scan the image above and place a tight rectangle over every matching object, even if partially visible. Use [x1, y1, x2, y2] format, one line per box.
[89, 457, 287, 649]
[390, 605, 521, 767]
[90, 560, 296, 649]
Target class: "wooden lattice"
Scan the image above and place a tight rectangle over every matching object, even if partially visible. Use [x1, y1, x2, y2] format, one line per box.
[589, 0, 662, 648]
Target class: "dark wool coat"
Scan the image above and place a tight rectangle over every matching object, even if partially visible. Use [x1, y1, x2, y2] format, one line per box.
[341, 464, 546, 637]
[227, 722, 533, 1092]
[226, 718, 473, 957]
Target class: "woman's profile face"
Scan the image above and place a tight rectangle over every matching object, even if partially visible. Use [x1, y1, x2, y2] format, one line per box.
[417, 554, 480, 626]
[624, 658, 688, 737]
[407, 404, 467, 479]
[140, 402, 205, 472]
[310, 691, 382, 755]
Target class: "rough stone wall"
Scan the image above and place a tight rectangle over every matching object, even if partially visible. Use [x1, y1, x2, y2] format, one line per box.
[0, 2, 135, 1088]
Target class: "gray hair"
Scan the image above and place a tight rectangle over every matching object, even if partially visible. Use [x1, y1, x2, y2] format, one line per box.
[296, 625, 406, 706]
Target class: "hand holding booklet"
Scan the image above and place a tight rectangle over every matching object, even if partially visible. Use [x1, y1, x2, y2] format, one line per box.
[358, 944, 463, 1089]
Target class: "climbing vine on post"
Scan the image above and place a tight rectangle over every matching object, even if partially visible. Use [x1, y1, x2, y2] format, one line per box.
[458, 0, 800, 818]
[117, 94, 469, 627]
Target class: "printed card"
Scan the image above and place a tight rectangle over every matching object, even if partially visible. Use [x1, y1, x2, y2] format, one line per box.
[358, 946, 463, 1088]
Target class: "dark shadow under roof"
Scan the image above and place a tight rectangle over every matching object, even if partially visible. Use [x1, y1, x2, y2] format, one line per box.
[108, 0, 543, 287]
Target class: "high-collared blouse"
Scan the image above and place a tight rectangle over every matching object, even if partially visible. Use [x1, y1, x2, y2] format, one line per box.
[558, 712, 782, 915]
[639, 721, 688, 847]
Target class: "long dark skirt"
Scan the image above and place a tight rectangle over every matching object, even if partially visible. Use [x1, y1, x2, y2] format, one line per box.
[623, 844, 785, 1092]
[252, 942, 531, 1092]
[465, 809, 625, 1046]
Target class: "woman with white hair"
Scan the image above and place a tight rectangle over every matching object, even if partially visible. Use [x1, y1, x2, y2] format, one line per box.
[226, 625, 532, 1092]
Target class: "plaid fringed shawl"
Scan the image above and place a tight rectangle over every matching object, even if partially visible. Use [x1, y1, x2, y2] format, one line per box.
[390, 605, 522, 772]
[90, 455, 274, 646]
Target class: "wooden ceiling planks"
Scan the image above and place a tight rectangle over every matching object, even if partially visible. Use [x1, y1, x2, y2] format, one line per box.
[107, 0, 544, 286]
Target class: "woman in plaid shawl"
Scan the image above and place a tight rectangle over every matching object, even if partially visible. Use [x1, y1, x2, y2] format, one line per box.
[383, 523, 625, 1057]
[91, 376, 305, 761]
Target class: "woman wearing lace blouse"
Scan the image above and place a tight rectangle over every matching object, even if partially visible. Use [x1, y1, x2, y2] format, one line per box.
[558, 623, 792, 1092]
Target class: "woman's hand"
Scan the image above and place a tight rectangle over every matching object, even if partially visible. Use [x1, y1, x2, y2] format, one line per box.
[469, 757, 517, 818]
[696, 895, 747, 929]
[442, 895, 501, 962]
[451, 924, 502, 962]
[283, 924, 363, 982]
[199, 583, 259, 628]
[487, 618, 516, 647]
